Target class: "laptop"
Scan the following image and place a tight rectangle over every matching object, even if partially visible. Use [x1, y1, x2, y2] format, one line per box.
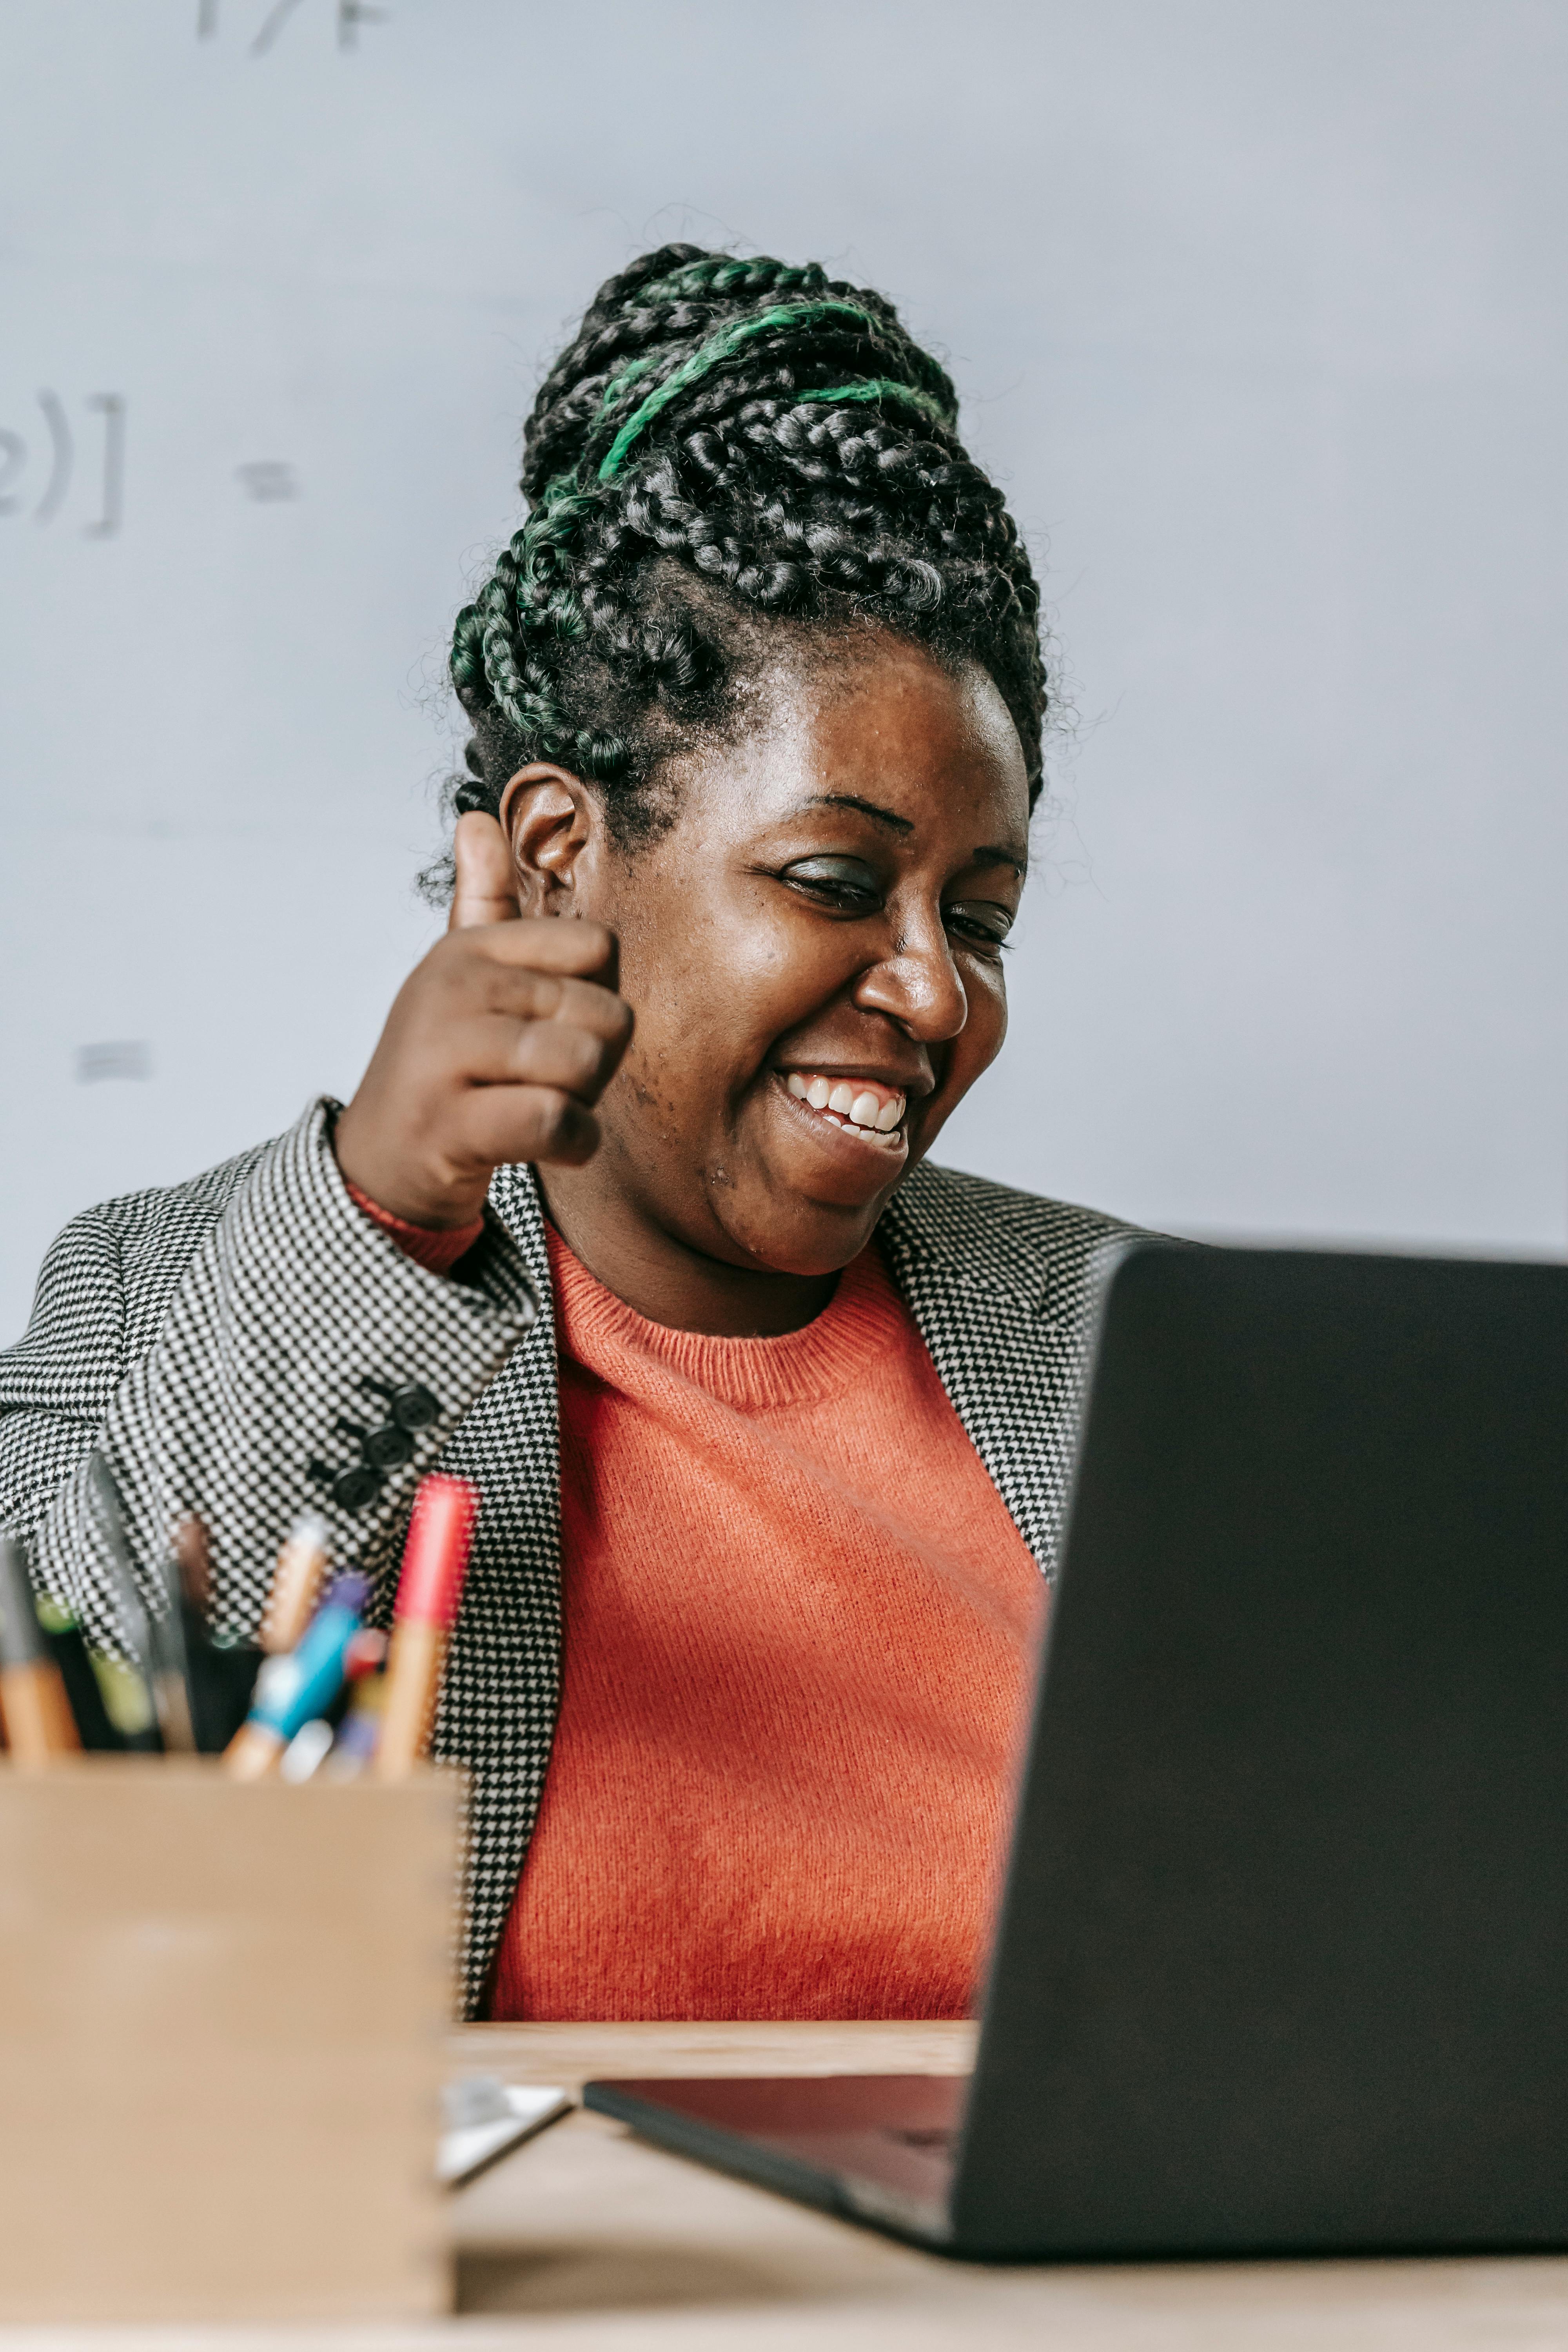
[585, 1240, 1568, 2260]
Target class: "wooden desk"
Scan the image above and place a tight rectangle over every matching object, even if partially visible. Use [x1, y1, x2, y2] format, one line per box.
[13, 2022, 1568, 2345]
[450, 2014, 977, 2090]
[436, 2021, 1568, 2347]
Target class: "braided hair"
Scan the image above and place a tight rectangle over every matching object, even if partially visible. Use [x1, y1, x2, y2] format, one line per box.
[444, 244, 1046, 865]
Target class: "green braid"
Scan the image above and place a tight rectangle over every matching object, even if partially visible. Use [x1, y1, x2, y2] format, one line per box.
[597, 300, 892, 482]
[793, 379, 956, 430]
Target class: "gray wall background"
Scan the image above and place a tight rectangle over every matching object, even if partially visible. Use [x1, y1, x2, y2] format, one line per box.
[4, 0, 1566, 1342]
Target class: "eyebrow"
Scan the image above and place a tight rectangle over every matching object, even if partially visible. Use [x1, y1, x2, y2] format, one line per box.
[971, 844, 1029, 878]
[806, 792, 913, 835]
[804, 794, 1028, 877]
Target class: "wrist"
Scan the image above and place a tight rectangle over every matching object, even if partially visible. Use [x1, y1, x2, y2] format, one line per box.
[332, 1108, 489, 1232]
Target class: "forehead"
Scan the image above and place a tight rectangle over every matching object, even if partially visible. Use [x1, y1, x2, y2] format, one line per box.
[680, 637, 1031, 852]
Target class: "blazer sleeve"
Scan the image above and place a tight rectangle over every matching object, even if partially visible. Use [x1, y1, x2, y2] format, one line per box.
[0, 1099, 537, 1648]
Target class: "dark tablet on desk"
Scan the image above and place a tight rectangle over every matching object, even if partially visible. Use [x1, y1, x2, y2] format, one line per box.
[588, 1241, 1568, 2260]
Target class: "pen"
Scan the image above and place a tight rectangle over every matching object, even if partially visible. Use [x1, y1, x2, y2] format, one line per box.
[327, 1677, 387, 1778]
[225, 1572, 370, 1781]
[260, 1513, 331, 1654]
[172, 1515, 265, 1752]
[147, 1548, 197, 1753]
[34, 1593, 121, 1749]
[0, 1533, 81, 1768]
[376, 1474, 479, 1781]
[84, 1454, 161, 1752]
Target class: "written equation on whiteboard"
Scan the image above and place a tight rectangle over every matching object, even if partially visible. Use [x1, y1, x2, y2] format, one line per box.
[0, 394, 125, 538]
[197, 0, 387, 54]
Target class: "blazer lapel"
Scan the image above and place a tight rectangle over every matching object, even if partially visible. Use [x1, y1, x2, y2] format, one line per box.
[879, 1162, 1132, 1580]
[434, 1161, 564, 2014]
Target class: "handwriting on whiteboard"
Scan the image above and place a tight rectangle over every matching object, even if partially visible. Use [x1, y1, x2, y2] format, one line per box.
[197, 0, 388, 53]
[77, 1043, 153, 1085]
[237, 461, 299, 501]
[0, 394, 125, 537]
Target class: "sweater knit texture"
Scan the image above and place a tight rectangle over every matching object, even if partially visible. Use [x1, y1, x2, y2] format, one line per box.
[486, 1225, 1047, 2021]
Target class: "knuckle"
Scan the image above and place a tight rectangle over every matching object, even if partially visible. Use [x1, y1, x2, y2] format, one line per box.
[508, 1027, 557, 1082]
[535, 1087, 580, 1145]
[566, 1030, 604, 1086]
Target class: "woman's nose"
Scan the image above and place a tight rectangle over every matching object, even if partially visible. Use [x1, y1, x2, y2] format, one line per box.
[851, 912, 969, 1042]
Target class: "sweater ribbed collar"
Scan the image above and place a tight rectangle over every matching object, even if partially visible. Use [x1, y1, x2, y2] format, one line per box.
[545, 1224, 911, 1413]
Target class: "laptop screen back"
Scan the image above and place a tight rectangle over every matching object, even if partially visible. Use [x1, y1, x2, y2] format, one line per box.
[955, 1243, 1568, 2258]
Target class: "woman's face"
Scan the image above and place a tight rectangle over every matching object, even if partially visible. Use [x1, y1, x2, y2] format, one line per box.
[511, 637, 1030, 1284]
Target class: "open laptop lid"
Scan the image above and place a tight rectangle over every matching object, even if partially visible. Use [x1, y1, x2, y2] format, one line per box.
[953, 1240, 1568, 2258]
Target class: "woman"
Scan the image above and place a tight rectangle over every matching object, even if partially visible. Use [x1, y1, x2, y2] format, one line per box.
[0, 247, 1135, 2020]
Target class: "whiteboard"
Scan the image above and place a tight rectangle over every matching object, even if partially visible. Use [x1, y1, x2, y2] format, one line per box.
[5, 0, 1567, 1342]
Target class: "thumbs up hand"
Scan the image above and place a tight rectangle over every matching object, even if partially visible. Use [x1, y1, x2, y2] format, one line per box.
[445, 808, 529, 932]
[334, 812, 633, 1229]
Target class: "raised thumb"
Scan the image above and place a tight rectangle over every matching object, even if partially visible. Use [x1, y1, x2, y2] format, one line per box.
[448, 811, 523, 931]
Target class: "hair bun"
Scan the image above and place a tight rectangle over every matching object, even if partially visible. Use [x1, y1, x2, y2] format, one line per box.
[438, 243, 1044, 892]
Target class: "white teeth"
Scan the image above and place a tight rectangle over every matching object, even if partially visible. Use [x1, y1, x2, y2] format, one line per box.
[785, 1071, 907, 1141]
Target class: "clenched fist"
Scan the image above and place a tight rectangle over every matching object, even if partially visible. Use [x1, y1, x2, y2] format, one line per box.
[333, 811, 633, 1229]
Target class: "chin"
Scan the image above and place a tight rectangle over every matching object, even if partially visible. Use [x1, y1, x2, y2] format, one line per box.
[732, 1181, 896, 1280]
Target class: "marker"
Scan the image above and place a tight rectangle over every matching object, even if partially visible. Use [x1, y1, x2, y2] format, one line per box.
[87, 1650, 159, 1746]
[84, 1455, 161, 1752]
[375, 1475, 478, 1780]
[279, 1717, 336, 1784]
[0, 1533, 81, 1768]
[224, 1572, 369, 1782]
[260, 1513, 331, 1654]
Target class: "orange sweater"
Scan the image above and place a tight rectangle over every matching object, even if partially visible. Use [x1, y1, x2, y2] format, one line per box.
[486, 1228, 1045, 2022]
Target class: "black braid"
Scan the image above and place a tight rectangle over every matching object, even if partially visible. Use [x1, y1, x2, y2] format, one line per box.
[442, 243, 1047, 873]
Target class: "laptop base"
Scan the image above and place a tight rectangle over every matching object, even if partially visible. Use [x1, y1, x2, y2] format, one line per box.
[583, 2075, 962, 2251]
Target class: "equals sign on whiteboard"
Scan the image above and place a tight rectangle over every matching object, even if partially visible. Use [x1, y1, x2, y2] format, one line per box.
[76, 1042, 152, 1083]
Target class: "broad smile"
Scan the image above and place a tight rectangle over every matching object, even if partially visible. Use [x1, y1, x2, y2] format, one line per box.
[771, 1067, 910, 1163]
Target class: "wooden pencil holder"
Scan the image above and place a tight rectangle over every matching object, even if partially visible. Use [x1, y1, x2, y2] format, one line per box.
[0, 1758, 459, 2323]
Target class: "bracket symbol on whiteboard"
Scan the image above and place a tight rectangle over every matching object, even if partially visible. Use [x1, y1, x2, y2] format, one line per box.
[0, 392, 125, 536]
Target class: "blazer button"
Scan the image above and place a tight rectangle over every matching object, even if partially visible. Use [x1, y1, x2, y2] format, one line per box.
[362, 1423, 415, 1470]
[389, 1384, 439, 1432]
[331, 1466, 382, 1511]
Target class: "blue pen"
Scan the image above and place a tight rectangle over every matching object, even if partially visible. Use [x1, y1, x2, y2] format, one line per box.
[224, 1572, 368, 1781]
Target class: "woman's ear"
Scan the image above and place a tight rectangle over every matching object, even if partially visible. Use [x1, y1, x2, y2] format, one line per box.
[497, 764, 603, 918]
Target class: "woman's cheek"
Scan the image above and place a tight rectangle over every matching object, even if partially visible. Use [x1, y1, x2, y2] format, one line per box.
[940, 963, 1009, 1109]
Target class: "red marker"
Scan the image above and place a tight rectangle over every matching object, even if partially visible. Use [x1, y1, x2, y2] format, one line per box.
[374, 1475, 478, 1780]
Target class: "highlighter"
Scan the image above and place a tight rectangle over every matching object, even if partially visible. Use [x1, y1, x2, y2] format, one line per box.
[0, 1534, 81, 1767]
[375, 1475, 479, 1780]
[224, 1572, 369, 1782]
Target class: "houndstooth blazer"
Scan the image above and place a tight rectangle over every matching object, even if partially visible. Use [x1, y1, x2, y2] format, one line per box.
[0, 1099, 1138, 2014]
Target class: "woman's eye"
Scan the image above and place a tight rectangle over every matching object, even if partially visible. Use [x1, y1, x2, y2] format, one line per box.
[779, 856, 884, 913]
[945, 902, 1014, 954]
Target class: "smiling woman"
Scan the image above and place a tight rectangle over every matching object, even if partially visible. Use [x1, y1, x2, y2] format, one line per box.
[0, 247, 1139, 2020]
